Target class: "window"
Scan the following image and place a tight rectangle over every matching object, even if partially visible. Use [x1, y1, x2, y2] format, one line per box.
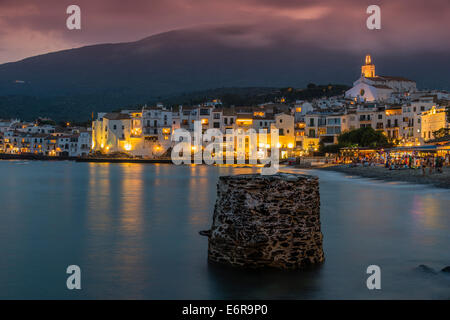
[213, 122, 220, 128]
[327, 118, 341, 125]
[378, 114, 382, 119]
[224, 118, 228, 125]
[214, 113, 220, 119]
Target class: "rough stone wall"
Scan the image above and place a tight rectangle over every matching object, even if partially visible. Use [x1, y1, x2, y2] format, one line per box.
[205, 173, 324, 269]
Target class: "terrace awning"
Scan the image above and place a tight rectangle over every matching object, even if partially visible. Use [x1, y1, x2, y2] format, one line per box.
[438, 143, 450, 151]
[387, 145, 437, 152]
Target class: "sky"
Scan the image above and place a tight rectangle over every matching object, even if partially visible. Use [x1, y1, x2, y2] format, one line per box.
[0, 0, 449, 64]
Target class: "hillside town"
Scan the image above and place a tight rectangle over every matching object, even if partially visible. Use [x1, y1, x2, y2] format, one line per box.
[1, 55, 449, 162]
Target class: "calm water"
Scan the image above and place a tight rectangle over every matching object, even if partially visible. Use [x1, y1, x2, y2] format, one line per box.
[0, 161, 449, 299]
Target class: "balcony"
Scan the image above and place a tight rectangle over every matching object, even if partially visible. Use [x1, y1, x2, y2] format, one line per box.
[143, 128, 159, 135]
[143, 124, 165, 128]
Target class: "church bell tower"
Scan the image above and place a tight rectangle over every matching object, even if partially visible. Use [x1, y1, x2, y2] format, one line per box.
[361, 54, 375, 78]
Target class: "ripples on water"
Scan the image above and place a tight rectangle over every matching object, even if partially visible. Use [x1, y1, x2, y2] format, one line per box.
[0, 161, 449, 299]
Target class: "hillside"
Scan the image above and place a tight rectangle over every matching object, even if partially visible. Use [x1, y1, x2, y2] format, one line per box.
[0, 25, 448, 120]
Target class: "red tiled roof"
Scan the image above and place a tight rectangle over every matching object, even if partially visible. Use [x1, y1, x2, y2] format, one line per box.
[367, 76, 415, 83]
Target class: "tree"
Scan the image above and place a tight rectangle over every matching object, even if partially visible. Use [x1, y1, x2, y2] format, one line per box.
[432, 128, 450, 139]
[319, 143, 340, 154]
[338, 127, 392, 148]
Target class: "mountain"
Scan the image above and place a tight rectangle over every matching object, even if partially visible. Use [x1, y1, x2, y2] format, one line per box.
[0, 25, 449, 120]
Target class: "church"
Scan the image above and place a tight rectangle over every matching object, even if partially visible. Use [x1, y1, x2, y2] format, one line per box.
[345, 55, 417, 102]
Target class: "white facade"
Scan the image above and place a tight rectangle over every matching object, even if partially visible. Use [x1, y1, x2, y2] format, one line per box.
[346, 55, 417, 102]
[345, 80, 393, 102]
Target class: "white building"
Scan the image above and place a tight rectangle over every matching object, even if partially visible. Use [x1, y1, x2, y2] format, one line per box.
[346, 55, 417, 102]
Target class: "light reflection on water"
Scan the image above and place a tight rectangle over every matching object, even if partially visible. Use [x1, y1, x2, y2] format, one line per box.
[0, 162, 449, 299]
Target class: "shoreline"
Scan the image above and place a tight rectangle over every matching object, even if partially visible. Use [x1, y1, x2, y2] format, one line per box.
[75, 158, 172, 164]
[2, 153, 450, 189]
[0, 153, 77, 161]
[318, 164, 450, 189]
[0, 153, 273, 165]
[0, 153, 173, 163]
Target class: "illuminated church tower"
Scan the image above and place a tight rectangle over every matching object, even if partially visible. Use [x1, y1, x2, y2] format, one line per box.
[346, 54, 417, 101]
[361, 54, 375, 78]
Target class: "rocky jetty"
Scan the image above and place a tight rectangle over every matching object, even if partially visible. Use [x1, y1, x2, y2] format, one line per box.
[441, 266, 450, 273]
[415, 264, 438, 275]
[202, 173, 324, 269]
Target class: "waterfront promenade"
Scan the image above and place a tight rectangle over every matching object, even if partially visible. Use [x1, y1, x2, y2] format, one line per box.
[0, 153, 172, 163]
[2, 152, 450, 189]
[320, 165, 450, 189]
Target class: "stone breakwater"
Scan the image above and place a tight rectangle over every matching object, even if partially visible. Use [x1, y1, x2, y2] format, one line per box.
[202, 173, 324, 269]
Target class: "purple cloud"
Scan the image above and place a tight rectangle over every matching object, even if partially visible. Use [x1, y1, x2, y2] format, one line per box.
[0, 0, 448, 63]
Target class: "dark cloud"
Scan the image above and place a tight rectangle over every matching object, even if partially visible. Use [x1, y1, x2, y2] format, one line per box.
[0, 0, 448, 63]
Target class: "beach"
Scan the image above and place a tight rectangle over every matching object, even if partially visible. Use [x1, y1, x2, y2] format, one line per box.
[320, 164, 450, 189]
